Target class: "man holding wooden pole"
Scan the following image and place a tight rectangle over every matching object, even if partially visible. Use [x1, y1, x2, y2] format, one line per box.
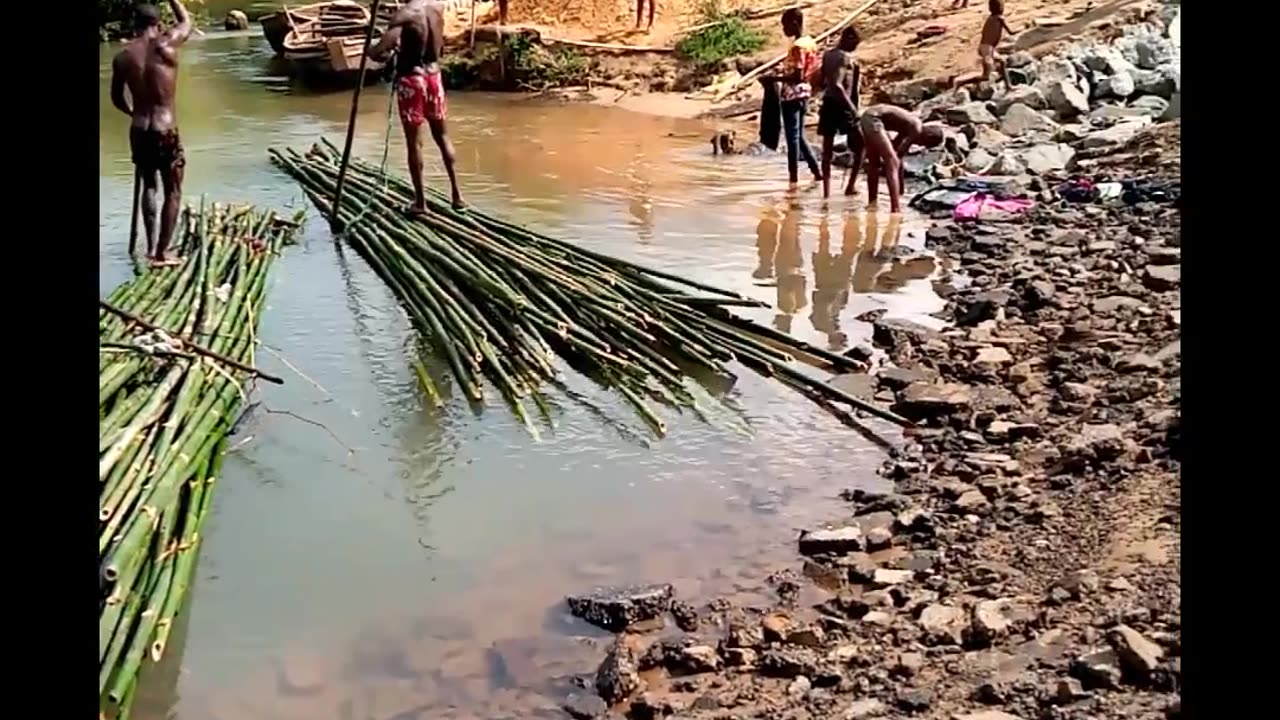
[109, 1, 193, 266]
[367, 0, 464, 214]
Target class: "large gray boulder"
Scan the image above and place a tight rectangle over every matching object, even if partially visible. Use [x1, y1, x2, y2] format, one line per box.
[992, 143, 1075, 175]
[1036, 57, 1078, 86]
[1043, 80, 1090, 118]
[994, 85, 1047, 114]
[946, 102, 998, 126]
[1095, 71, 1135, 100]
[1000, 103, 1059, 138]
[1133, 65, 1179, 98]
[1080, 119, 1152, 151]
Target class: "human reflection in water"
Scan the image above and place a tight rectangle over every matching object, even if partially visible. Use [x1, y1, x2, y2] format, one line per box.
[874, 219, 938, 293]
[752, 207, 781, 281]
[773, 204, 808, 332]
[845, 212, 938, 294]
[809, 211, 857, 350]
[628, 179, 656, 243]
[850, 210, 889, 294]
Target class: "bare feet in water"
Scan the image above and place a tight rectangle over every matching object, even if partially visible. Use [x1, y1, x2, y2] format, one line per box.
[149, 255, 184, 268]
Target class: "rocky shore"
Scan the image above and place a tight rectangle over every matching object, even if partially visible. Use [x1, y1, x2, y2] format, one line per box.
[557, 13, 1181, 720]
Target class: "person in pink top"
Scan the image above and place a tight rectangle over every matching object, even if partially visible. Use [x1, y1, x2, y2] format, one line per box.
[762, 8, 822, 185]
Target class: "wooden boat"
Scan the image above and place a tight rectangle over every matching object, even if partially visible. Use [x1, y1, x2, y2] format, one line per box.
[282, 1, 375, 62]
[275, 0, 495, 85]
[260, 2, 328, 56]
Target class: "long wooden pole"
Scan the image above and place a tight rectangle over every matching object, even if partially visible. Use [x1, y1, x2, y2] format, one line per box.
[127, 168, 143, 257]
[99, 300, 286, 385]
[711, 0, 880, 102]
[330, 0, 385, 231]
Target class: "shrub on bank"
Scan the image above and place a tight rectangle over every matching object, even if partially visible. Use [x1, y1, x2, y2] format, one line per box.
[675, 2, 766, 71]
[441, 34, 594, 92]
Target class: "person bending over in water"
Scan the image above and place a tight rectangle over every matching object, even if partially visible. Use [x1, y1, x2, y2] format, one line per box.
[369, 0, 464, 214]
[110, 1, 193, 267]
[857, 105, 945, 213]
[816, 25, 863, 199]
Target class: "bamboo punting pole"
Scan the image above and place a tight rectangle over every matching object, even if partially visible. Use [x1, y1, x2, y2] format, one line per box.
[711, 0, 881, 102]
[330, 0, 384, 230]
[128, 169, 143, 257]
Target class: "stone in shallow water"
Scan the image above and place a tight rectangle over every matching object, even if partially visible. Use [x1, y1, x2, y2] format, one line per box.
[799, 526, 864, 556]
[567, 584, 674, 631]
[563, 692, 608, 719]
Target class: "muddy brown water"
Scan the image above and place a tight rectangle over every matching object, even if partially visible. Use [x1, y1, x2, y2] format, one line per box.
[99, 31, 949, 720]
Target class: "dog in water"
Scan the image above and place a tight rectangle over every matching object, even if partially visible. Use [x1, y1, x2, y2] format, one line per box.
[711, 130, 773, 156]
[711, 129, 740, 155]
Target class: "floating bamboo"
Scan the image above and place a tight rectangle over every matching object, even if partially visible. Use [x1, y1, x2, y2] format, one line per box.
[99, 202, 303, 720]
[270, 141, 910, 435]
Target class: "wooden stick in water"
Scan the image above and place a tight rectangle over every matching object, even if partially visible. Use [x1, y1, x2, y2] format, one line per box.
[712, 0, 880, 102]
[330, 0, 384, 231]
[98, 300, 285, 385]
[128, 168, 142, 257]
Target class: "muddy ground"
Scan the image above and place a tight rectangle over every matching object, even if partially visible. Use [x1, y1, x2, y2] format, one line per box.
[552, 8, 1182, 720]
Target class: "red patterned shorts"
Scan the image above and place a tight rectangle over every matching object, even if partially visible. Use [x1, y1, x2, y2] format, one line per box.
[396, 72, 446, 128]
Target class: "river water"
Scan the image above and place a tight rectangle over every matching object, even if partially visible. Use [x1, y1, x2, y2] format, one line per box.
[100, 30, 947, 720]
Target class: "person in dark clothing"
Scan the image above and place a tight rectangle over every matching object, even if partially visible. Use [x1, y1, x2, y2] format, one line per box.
[762, 9, 822, 185]
[109, 1, 193, 266]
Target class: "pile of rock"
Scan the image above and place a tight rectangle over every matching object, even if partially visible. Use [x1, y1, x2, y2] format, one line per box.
[902, 19, 1180, 180]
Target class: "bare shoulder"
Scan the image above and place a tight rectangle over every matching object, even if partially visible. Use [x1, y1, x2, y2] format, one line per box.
[112, 44, 133, 68]
[391, 2, 424, 25]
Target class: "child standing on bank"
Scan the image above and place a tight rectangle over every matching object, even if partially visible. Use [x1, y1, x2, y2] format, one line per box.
[954, 0, 1016, 88]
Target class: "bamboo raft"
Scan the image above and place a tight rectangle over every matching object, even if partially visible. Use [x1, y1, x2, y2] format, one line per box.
[98, 203, 303, 720]
[270, 141, 910, 438]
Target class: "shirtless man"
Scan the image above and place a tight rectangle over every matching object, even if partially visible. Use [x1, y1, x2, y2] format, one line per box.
[857, 105, 945, 213]
[369, 0, 463, 214]
[110, 2, 193, 266]
[953, 0, 1015, 88]
[815, 26, 863, 199]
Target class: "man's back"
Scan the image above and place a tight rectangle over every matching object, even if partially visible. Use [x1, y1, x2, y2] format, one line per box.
[393, 0, 445, 76]
[113, 38, 179, 130]
[821, 48, 855, 100]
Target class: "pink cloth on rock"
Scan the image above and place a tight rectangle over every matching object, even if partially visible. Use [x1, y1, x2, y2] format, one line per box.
[953, 193, 1035, 221]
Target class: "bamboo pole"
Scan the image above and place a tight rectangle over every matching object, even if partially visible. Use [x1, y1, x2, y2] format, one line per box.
[98, 300, 285, 385]
[128, 169, 143, 257]
[330, 0, 384, 231]
[469, 0, 477, 49]
[711, 0, 880, 102]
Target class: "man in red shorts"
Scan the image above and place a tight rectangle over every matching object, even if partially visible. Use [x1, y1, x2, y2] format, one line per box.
[370, 0, 463, 214]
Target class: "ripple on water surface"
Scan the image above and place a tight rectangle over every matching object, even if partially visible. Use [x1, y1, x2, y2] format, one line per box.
[99, 33, 948, 719]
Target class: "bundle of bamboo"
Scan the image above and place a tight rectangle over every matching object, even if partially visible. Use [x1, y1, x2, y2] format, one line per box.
[270, 141, 908, 437]
[98, 203, 303, 720]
